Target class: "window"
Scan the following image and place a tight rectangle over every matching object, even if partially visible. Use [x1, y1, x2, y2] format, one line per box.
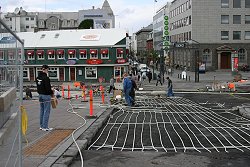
[221, 0, 229, 8]
[0, 51, 4, 60]
[37, 50, 45, 60]
[10, 18, 12, 21]
[221, 31, 229, 40]
[79, 50, 87, 59]
[56, 54, 63, 59]
[23, 68, 28, 78]
[238, 49, 246, 63]
[90, 49, 98, 59]
[101, 49, 109, 59]
[26, 17, 29, 21]
[189, 15, 191, 25]
[114, 66, 124, 79]
[31, 17, 34, 21]
[221, 15, 229, 24]
[246, 15, 250, 24]
[85, 67, 97, 79]
[245, 31, 250, 40]
[202, 49, 212, 66]
[40, 21, 44, 26]
[233, 0, 241, 8]
[116, 48, 124, 58]
[233, 31, 241, 40]
[246, 0, 250, 8]
[68, 50, 76, 59]
[26, 25, 29, 29]
[233, 15, 241, 24]
[48, 68, 58, 79]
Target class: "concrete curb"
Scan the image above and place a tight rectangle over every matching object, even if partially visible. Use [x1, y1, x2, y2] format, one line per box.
[0, 112, 18, 146]
[38, 107, 115, 167]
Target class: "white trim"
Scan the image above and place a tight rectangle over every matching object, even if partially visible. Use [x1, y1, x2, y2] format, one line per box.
[23, 63, 129, 67]
[85, 67, 97, 79]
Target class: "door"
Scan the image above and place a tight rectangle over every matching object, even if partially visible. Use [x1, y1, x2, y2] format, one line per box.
[59, 68, 64, 81]
[221, 52, 231, 69]
[29, 68, 34, 81]
[70, 67, 76, 81]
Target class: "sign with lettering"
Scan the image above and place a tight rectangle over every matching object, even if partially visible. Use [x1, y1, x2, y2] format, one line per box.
[116, 58, 127, 64]
[80, 34, 101, 41]
[86, 59, 103, 65]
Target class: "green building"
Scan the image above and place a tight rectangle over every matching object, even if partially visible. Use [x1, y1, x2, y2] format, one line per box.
[0, 28, 128, 82]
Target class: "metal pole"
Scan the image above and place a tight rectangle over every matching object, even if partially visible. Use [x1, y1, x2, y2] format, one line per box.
[18, 40, 24, 167]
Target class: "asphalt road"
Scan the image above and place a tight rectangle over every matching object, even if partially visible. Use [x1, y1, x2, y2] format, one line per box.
[70, 93, 250, 167]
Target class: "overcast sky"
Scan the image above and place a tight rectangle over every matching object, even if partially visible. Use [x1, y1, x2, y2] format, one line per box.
[0, 0, 169, 34]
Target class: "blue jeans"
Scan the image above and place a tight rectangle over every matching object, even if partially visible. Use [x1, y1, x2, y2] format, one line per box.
[167, 86, 174, 97]
[124, 88, 133, 106]
[39, 95, 51, 129]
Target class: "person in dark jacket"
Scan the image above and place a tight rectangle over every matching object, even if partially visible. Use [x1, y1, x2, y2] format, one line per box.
[129, 74, 137, 106]
[36, 65, 54, 131]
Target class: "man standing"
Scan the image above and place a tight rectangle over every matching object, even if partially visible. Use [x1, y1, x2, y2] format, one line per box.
[108, 75, 115, 94]
[166, 77, 174, 97]
[123, 73, 133, 106]
[36, 65, 54, 131]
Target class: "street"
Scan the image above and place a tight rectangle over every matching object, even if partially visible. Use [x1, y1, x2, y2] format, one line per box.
[70, 92, 250, 167]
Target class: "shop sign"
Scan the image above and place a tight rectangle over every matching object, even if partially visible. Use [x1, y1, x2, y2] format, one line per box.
[80, 34, 101, 41]
[116, 58, 126, 64]
[66, 60, 76, 65]
[86, 59, 103, 65]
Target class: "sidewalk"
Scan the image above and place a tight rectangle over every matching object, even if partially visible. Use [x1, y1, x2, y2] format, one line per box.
[1, 70, 250, 167]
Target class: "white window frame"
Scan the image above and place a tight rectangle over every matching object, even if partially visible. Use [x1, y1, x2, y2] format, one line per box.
[48, 54, 56, 60]
[57, 54, 64, 59]
[38, 54, 44, 60]
[79, 53, 87, 59]
[23, 67, 29, 79]
[48, 67, 59, 79]
[85, 67, 97, 79]
[28, 54, 35, 60]
[90, 51, 98, 59]
[238, 48, 246, 63]
[202, 49, 212, 66]
[101, 49, 109, 59]
[68, 50, 76, 59]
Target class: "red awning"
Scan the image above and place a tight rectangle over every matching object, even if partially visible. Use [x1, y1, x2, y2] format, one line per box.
[56, 49, 64, 55]
[68, 49, 75, 55]
[117, 48, 124, 54]
[90, 49, 97, 54]
[79, 49, 87, 55]
[26, 50, 34, 56]
[101, 49, 108, 54]
[36, 50, 44, 55]
[47, 50, 55, 55]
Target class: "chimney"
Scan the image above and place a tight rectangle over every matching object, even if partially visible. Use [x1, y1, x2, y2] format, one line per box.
[92, 6, 95, 9]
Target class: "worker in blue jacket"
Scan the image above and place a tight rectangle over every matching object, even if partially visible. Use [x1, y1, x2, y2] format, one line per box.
[123, 73, 133, 106]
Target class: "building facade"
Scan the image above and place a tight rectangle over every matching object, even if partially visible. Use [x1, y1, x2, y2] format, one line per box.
[135, 24, 153, 61]
[169, 0, 250, 71]
[0, 29, 128, 82]
[2, 0, 115, 32]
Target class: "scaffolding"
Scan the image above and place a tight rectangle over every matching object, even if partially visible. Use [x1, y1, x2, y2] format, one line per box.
[0, 18, 24, 167]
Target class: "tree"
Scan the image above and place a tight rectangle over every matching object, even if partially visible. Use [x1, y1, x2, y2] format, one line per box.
[78, 19, 94, 29]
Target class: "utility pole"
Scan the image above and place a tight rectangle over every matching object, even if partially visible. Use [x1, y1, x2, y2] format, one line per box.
[194, 50, 199, 82]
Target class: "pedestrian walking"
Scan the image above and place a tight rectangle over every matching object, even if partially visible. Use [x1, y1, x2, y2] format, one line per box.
[156, 73, 162, 86]
[36, 65, 54, 131]
[108, 75, 115, 93]
[147, 71, 152, 83]
[166, 77, 174, 97]
[123, 73, 133, 106]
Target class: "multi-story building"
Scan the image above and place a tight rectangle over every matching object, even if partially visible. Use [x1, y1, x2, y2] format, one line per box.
[0, 28, 128, 82]
[169, 0, 250, 71]
[2, 0, 114, 32]
[135, 24, 153, 62]
[153, 3, 170, 51]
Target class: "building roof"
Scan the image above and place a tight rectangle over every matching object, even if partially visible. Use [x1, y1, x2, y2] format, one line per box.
[102, 0, 114, 15]
[16, 28, 126, 48]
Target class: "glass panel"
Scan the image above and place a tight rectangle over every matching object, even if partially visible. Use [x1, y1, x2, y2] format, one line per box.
[246, 0, 250, 8]
[233, 15, 241, 24]
[233, 31, 241, 40]
[221, 15, 229, 24]
[221, 31, 229, 40]
[221, 0, 229, 8]
[233, 0, 241, 8]
[245, 31, 250, 40]
[245, 15, 250, 24]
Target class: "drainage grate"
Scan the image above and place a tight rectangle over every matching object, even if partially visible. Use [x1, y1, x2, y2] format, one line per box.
[24, 129, 74, 156]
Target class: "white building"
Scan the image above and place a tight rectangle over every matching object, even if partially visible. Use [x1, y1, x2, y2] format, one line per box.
[2, 0, 115, 32]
